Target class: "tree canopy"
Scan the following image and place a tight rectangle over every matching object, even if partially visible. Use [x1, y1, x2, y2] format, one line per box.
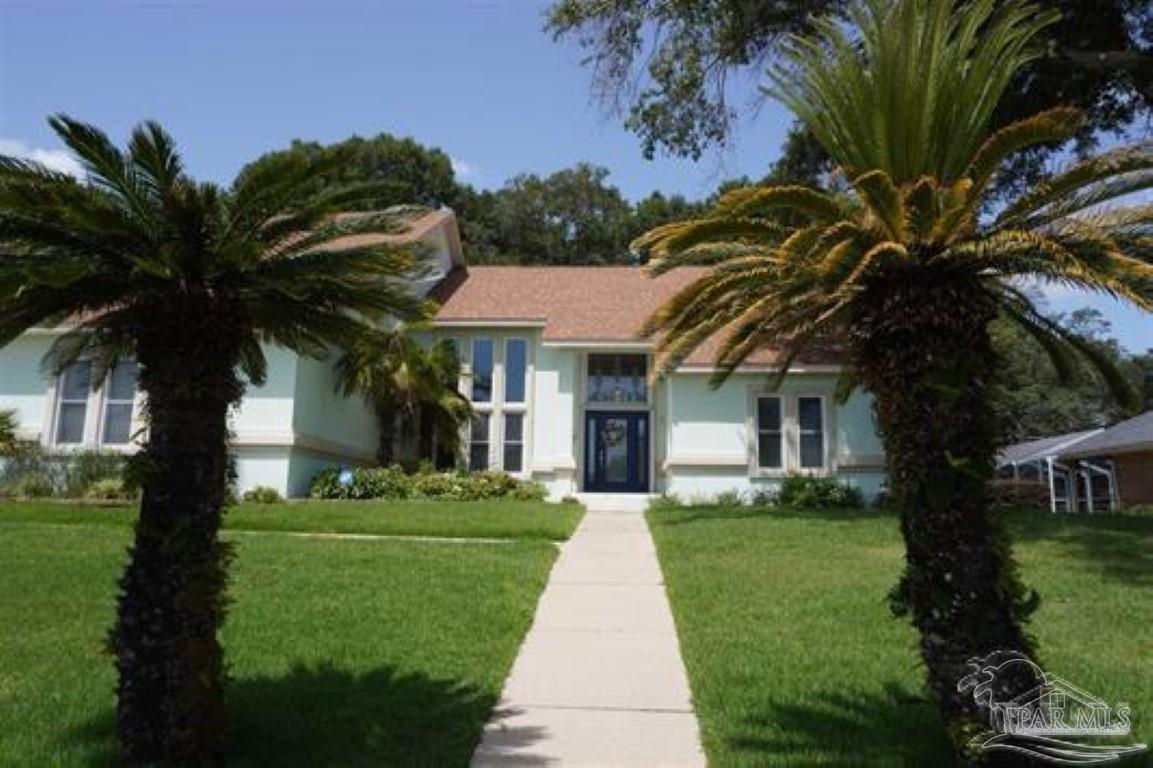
[547, 0, 1152, 189]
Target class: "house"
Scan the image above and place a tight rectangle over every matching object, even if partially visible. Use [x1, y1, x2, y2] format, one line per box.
[0, 210, 888, 501]
[997, 410, 1153, 512]
[0, 209, 464, 497]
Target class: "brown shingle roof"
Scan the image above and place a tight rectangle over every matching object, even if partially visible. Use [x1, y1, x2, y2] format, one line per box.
[431, 265, 844, 368]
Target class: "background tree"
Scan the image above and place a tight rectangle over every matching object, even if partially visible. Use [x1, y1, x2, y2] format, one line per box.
[547, 0, 1152, 192]
[236, 133, 460, 210]
[991, 308, 1145, 440]
[0, 118, 427, 763]
[632, 0, 1153, 759]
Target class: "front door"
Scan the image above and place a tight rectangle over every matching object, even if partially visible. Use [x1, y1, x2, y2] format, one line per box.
[584, 411, 649, 492]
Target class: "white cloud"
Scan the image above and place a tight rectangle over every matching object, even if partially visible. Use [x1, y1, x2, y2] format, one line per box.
[449, 155, 476, 179]
[0, 138, 84, 178]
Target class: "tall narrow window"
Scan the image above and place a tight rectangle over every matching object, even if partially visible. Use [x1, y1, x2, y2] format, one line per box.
[756, 396, 783, 469]
[505, 339, 527, 403]
[503, 414, 524, 473]
[55, 361, 92, 444]
[798, 397, 825, 469]
[469, 413, 491, 471]
[101, 360, 137, 445]
[471, 338, 493, 403]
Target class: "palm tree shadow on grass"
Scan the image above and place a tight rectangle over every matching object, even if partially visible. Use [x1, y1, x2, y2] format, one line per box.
[1007, 510, 1153, 587]
[67, 662, 521, 767]
[726, 682, 951, 767]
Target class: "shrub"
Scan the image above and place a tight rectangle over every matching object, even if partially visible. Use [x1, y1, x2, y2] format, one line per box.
[242, 486, 284, 504]
[0, 445, 127, 498]
[750, 487, 778, 507]
[85, 478, 137, 501]
[560, 495, 581, 505]
[6, 473, 56, 499]
[647, 492, 684, 511]
[308, 466, 542, 502]
[777, 473, 864, 509]
[713, 489, 746, 508]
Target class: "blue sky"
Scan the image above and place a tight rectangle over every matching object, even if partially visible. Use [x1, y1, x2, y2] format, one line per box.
[1, 0, 1149, 352]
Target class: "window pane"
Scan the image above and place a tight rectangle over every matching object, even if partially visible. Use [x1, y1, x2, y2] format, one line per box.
[503, 445, 523, 473]
[56, 402, 87, 444]
[60, 361, 92, 400]
[588, 354, 647, 403]
[469, 445, 489, 472]
[471, 339, 493, 402]
[505, 339, 527, 403]
[469, 413, 490, 471]
[800, 434, 824, 468]
[102, 403, 133, 444]
[504, 413, 523, 442]
[798, 397, 823, 432]
[757, 397, 781, 430]
[107, 360, 137, 400]
[758, 432, 782, 469]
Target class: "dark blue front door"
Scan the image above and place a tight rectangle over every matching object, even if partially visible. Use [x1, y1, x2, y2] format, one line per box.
[585, 411, 649, 492]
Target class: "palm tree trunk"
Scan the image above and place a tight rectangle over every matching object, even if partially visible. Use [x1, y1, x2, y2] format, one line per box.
[376, 405, 397, 465]
[852, 278, 1039, 763]
[111, 318, 243, 763]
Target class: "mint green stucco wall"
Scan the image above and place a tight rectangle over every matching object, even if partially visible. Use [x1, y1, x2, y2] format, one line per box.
[0, 335, 54, 440]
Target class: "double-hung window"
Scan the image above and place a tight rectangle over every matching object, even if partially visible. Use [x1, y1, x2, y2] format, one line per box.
[55, 362, 93, 445]
[752, 393, 828, 472]
[798, 396, 826, 469]
[53, 360, 139, 448]
[469, 413, 491, 471]
[755, 396, 784, 469]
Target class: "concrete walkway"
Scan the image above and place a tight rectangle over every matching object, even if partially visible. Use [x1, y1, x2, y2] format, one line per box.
[472, 508, 706, 767]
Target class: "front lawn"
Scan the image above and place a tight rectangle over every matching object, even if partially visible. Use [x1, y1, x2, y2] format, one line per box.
[1, 513, 559, 766]
[649, 507, 1153, 767]
[0, 498, 583, 541]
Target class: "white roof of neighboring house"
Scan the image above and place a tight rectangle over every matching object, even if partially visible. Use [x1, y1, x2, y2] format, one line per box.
[1061, 410, 1153, 459]
[998, 429, 1103, 466]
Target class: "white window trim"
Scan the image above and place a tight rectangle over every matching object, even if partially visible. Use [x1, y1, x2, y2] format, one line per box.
[747, 391, 834, 477]
[46, 361, 143, 452]
[796, 394, 828, 471]
[457, 333, 534, 477]
[753, 394, 786, 472]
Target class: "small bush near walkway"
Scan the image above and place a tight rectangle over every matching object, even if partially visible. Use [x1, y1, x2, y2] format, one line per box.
[309, 466, 547, 502]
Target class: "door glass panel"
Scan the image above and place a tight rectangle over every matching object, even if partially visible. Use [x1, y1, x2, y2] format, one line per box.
[600, 417, 629, 483]
[469, 413, 490, 471]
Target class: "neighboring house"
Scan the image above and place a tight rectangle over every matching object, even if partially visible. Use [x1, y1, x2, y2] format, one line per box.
[0, 210, 888, 500]
[1060, 410, 1153, 507]
[0, 209, 463, 497]
[997, 410, 1153, 511]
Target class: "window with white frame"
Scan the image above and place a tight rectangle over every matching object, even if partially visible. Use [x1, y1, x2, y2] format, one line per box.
[755, 396, 784, 469]
[469, 413, 491, 471]
[798, 396, 826, 469]
[503, 413, 524, 473]
[459, 336, 529, 474]
[55, 361, 93, 445]
[53, 360, 139, 448]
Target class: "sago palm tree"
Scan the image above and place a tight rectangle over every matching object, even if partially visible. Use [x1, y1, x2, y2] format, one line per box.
[0, 116, 428, 763]
[335, 328, 469, 466]
[634, 0, 1152, 758]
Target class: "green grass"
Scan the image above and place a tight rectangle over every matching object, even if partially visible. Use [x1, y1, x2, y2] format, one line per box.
[0, 517, 558, 766]
[648, 506, 1153, 767]
[0, 498, 584, 541]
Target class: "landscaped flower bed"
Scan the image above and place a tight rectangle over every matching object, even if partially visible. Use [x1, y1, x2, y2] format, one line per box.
[309, 465, 547, 502]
